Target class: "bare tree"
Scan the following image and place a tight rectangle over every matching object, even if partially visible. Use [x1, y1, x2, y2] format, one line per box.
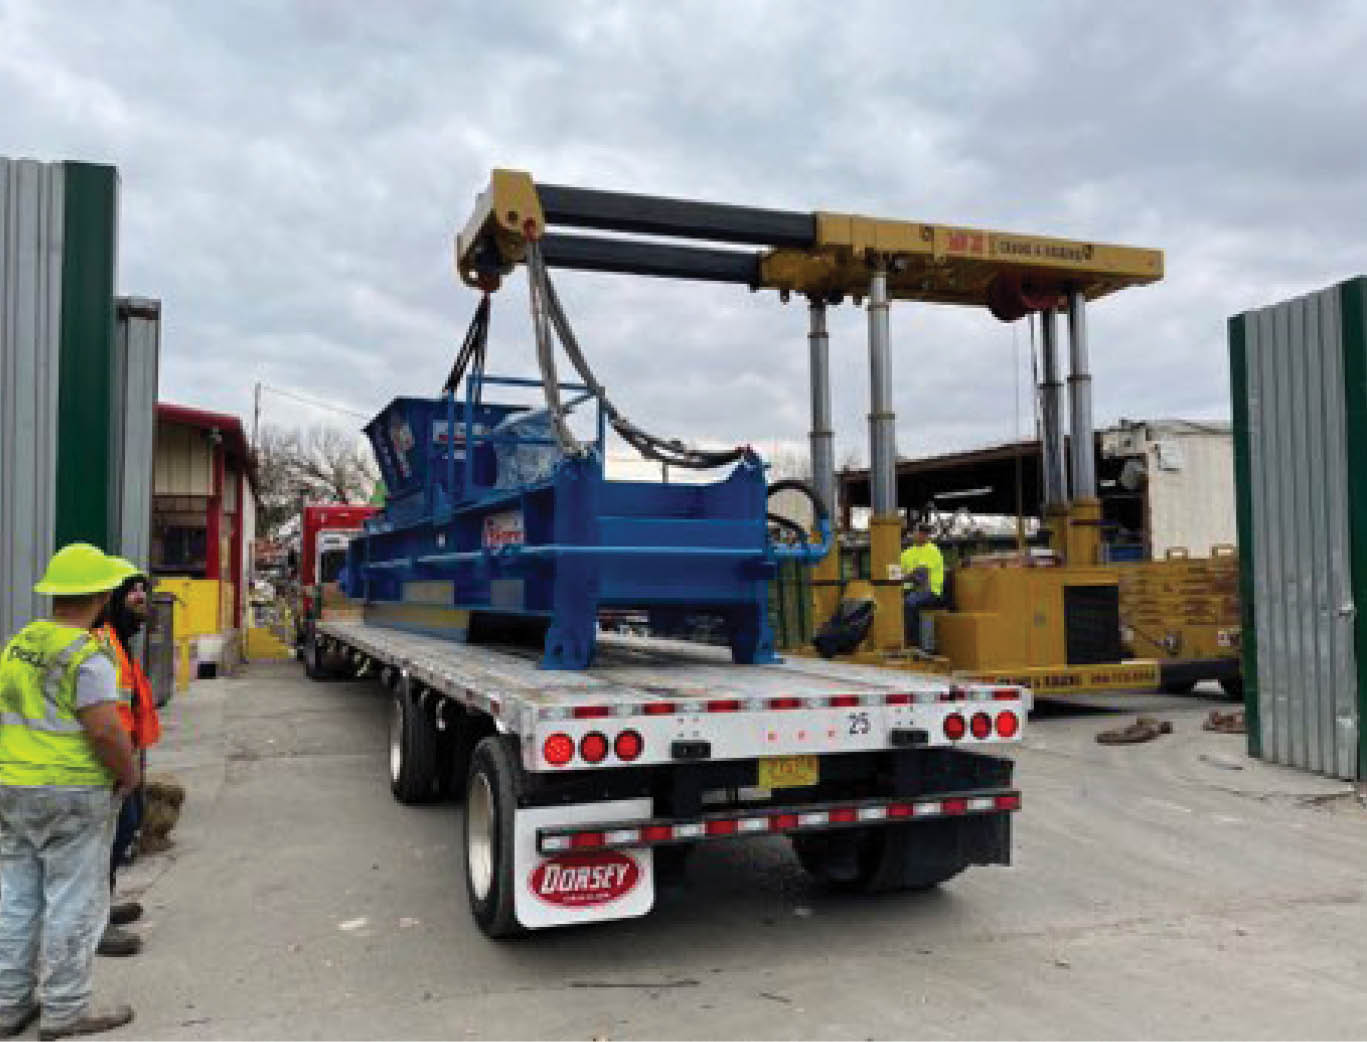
[255, 424, 379, 539]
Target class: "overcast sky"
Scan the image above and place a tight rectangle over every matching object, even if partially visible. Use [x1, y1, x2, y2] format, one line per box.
[3, 0, 1364, 470]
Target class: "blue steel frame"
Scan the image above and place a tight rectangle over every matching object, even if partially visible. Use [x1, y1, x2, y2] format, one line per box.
[345, 374, 831, 670]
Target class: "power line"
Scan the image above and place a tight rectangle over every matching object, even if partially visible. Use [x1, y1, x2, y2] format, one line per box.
[258, 383, 371, 420]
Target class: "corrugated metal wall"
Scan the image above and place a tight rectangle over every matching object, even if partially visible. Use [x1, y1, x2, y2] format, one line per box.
[0, 159, 64, 640]
[111, 297, 160, 569]
[1231, 282, 1362, 778]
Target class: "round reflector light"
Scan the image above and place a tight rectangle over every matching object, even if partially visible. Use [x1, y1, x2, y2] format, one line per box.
[543, 733, 574, 766]
[995, 710, 1020, 738]
[614, 729, 643, 762]
[943, 713, 966, 741]
[580, 732, 609, 764]
[970, 712, 992, 740]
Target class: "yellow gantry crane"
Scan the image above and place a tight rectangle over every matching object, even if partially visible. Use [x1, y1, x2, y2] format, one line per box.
[456, 169, 1169, 692]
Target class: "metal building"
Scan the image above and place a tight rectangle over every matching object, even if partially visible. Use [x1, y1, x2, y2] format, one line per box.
[1, 157, 156, 640]
[1230, 277, 1367, 780]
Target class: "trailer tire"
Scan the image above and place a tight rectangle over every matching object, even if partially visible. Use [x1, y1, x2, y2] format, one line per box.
[793, 822, 967, 894]
[436, 708, 494, 801]
[464, 736, 523, 938]
[389, 679, 440, 804]
[304, 630, 334, 681]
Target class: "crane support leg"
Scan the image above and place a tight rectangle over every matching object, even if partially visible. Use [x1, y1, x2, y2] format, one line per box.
[1039, 306, 1070, 558]
[864, 266, 905, 651]
[808, 300, 842, 622]
[1066, 290, 1102, 564]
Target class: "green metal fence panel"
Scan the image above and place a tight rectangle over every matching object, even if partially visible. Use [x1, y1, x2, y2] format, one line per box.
[1231, 278, 1364, 779]
[55, 162, 118, 550]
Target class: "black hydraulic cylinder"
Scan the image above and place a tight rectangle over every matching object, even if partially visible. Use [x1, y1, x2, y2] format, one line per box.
[537, 184, 816, 248]
[542, 233, 762, 286]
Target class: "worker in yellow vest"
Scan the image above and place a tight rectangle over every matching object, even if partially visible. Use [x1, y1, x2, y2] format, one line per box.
[0, 544, 139, 1040]
[900, 521, 946, 650]
[90, 562, 161, 959]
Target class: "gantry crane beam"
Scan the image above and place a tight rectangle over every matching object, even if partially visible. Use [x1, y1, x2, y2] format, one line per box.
[456, 169, 1162, 310]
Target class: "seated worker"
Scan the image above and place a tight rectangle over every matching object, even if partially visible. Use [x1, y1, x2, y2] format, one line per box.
[900, 522, 945, 648]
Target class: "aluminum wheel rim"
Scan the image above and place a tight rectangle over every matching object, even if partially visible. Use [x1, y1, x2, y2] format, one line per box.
[388, 697, 403, 783]
[467, 772, 495, 901]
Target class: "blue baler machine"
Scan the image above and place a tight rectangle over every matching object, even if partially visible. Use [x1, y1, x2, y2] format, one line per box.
[342, 371, 830, 670]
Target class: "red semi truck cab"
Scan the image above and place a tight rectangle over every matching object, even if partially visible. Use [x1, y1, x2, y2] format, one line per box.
[298, 504, 378, 634]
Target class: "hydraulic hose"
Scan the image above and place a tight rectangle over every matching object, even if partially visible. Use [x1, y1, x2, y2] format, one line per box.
[527, 242, 746, 470]
[766, 478, 833, 563]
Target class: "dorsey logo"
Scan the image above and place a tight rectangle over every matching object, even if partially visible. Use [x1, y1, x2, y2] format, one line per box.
[529, 852, 640, 907]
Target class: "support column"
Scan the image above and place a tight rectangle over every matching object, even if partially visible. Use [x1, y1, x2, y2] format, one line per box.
[808, 299, 842, 623]
[1038, 307, 1069, 557]
[1066, 290, 1102, 565]
[865, 265, 904, 651]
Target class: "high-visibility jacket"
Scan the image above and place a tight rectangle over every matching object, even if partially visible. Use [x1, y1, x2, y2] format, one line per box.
[0, 619, 114, 786]
[95, 623, 161, 749]
[900, 542, 945, 597]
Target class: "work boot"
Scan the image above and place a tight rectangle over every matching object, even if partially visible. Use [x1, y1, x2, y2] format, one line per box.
[108, 900, 143, 926]
[95, 925, 141, 957]
[0, 1003, 38, 1037]
[38, 1005, 134, 1040]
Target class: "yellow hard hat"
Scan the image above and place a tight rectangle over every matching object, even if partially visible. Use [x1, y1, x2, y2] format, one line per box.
[106, 556, 144, 582]
[33, 543, 131, 596]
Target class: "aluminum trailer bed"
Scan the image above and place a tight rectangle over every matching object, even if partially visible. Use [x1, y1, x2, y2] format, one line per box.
[307, 618, 1025, 936]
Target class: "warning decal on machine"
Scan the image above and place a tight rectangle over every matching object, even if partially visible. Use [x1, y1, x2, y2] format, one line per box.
[529, 852, 640, 907]
[482, 510, 525, 548]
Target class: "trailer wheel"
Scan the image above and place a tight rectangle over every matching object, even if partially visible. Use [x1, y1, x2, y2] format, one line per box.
[793, 822, 967, 894]
[304, 629, 333, 681]
[464, 736, 523, 938]
[435, 708, 494, 801]
[389, 679, 439, 804]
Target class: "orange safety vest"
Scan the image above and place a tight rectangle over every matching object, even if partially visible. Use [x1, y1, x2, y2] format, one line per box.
[95, 623, 161, 749]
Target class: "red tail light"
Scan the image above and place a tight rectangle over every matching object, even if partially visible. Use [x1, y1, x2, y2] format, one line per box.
[614, 729, 643, 761]
[970, 712, 992, 739]
[579, 732, 609, 764]
[543, 733, 574, 766]
[943, 714, 966, 741]
[995, 710, 1020, 738]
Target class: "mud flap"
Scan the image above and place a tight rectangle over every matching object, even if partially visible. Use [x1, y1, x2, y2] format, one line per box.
[514, 799, 654, 929]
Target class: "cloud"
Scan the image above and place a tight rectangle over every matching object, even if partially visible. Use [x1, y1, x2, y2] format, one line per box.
[3, 0, 1364, 474]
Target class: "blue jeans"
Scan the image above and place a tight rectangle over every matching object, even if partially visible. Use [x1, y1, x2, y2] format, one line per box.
[904, 590, 943, 648]
[110, 785, 143, 890]
[0, 786, 116, 1028]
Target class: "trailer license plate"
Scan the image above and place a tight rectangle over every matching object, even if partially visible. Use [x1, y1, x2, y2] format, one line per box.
[758, 755, 819, 789]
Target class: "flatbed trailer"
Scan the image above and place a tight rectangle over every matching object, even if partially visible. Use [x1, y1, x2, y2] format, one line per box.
[306, 617, 1026, 936]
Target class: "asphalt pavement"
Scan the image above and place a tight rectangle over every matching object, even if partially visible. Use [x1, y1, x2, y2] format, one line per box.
[65, 660, 1367, 1040]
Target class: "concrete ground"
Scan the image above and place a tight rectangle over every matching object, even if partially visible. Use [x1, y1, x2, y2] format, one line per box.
[63, 661, 1367, 1040]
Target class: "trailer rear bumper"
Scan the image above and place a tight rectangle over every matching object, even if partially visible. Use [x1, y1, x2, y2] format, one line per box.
[536, 786, 1020, 855]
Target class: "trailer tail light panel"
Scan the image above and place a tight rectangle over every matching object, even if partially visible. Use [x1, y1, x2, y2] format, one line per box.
[536, 789, 1022, 854]
[530, 688, 1027, 770]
